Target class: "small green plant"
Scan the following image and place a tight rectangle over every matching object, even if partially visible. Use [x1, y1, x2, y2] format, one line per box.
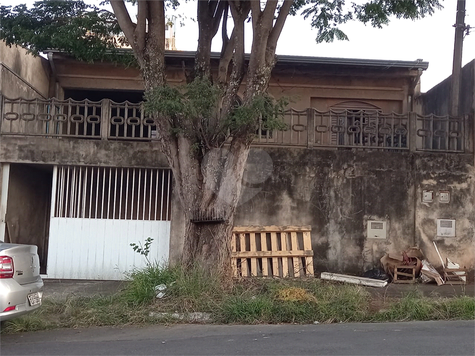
[130, 237, 154, 265]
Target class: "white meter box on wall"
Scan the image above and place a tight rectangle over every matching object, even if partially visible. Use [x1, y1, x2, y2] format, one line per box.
[437, 219, 456, 237]
[367, 220, 387, 239]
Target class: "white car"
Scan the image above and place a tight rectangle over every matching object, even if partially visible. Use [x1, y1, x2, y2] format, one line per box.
[0, 241, 43, 321]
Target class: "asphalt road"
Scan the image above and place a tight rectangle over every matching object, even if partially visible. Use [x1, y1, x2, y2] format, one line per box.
[1, 320, 474, 356]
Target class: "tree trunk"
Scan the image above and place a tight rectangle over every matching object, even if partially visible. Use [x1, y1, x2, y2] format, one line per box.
[179, 138, 250, 277]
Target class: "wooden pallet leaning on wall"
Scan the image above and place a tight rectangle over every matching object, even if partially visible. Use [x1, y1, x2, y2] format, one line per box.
[231, 226, 314, 278]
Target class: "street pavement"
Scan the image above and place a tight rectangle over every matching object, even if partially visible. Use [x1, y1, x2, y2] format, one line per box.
[1, 320, 474, 355]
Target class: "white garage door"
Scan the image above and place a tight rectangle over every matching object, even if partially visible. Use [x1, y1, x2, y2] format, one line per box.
[47, 166, 172, 280]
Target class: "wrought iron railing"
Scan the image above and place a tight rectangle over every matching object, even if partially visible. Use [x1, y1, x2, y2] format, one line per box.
[0, 96, 467, 153]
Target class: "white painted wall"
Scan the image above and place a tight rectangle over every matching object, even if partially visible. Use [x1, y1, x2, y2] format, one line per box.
[47, 218, 170, 280]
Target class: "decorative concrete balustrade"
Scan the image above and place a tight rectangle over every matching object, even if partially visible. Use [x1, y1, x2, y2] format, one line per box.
[0, 96, 467, 153]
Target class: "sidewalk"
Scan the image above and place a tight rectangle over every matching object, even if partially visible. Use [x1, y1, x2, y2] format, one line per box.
[43, 279, 126, 300]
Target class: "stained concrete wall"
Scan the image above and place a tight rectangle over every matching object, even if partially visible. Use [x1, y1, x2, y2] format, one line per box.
[414, 154, 475, 270]
[421, 60, 475, 116]
[231, 148, 474, 273]
[0, 41, 51, 99]
[0, 136, 168, 168]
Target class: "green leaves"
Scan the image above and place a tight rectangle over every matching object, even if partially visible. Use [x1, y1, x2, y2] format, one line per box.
[298, 0, 442, 43]
[226, 95, 288, 135]
[0, 0, 133, 64]
[144, 79, 288, 147]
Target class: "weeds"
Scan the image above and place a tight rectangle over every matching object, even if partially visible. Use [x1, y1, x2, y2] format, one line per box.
[1, 266, 474, 334]
[373, 292, 475, 322]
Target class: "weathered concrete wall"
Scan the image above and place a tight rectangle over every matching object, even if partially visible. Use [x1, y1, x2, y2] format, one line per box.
[6, 164, 52, 272]
[0, 137, 168, 168]
[414, 154, 475, 270]
[421, 60, 475, 116]
[226, 148, 474, 274]
[0, 42, 51, 98]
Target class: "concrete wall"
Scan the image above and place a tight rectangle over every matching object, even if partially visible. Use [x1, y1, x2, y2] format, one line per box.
[0, 136, 168, 168]
[224, 148, 475, 273]
[0, 42, 51, 98]
[421, 60, 475, 116]
[6, 164, 52, 273]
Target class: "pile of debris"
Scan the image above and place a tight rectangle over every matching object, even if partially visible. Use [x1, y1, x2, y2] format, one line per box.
[379, 242, 467, 286]
[321, 243, 467, 288]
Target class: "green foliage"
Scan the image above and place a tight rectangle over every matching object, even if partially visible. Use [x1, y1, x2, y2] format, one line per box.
[130, 237, 154, 265]
[145, 79, 288, 145]
[298, 0, 442, 43]
[0, 0, 134, 64]
[373, 292, 475, 322]
[122, 262, 177, 305]
[226, 95, 289, 135]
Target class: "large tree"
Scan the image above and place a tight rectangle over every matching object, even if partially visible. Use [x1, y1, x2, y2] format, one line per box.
[0, 0, 442, 277]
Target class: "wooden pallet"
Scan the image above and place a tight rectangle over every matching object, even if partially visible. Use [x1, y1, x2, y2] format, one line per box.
[393, 265, 417, 283]
[231, 226, 314, 278]
[443, 268, 467, 285]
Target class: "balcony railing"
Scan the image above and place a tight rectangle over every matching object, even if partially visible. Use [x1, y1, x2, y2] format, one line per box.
[0, 97, 467, 153]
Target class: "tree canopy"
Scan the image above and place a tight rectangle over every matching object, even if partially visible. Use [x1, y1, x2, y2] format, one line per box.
[0, 1, 442, 63]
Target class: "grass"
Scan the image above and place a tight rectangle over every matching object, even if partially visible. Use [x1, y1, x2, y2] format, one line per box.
[1, 265, 474, 334]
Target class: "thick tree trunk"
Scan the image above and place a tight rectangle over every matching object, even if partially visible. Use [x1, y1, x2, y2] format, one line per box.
[179, 138, 250, 277]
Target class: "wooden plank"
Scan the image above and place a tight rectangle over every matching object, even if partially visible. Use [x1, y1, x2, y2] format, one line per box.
[233, 225, 312, 233]
[240, 233, 248, 277]
[232, 250, 314, 258]
[249, 232, 258, 276]
[281, 232, 289, 277]
[260, 233, 269, 277]
[302, 231, 314, 276]
[270, 232, 280, 277]
[290, 231, 301, 277]
[231, 233, 238, 277]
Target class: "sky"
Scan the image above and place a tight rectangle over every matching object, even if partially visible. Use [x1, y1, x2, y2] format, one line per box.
[4, 1, 475, 93]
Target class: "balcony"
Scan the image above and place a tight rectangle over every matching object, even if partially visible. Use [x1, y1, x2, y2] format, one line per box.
[0, 96, 468, 153]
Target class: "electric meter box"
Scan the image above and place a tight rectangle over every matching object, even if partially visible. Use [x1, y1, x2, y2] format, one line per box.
[367, 220, 387, 239]
[437, 219, 456, 237]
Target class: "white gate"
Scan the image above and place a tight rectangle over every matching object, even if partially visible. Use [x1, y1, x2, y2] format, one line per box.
[47, 166, 172, 280]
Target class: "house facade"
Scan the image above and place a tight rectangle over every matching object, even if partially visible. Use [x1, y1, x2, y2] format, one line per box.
[0, 41, 473, 279]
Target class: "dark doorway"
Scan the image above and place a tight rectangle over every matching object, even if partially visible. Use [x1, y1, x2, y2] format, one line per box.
[5, 164, 53, 274]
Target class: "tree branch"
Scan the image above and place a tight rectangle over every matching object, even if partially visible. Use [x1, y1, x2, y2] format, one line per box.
[110, 0, 136, 50]
[261, 0, 278, 27]
[211, 1, 228, 38]
[135, 0, 148, 53]
[268, 0, 293, 49]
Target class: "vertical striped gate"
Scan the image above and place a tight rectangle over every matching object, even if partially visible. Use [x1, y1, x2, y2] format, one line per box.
[47, 166, 172, 280]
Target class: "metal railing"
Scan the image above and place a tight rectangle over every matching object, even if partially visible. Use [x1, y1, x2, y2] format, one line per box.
[0, 96, 467, 153]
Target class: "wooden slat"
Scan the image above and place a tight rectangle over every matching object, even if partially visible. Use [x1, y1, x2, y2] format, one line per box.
[302, 231, 314, 276]
[240, 233, 248, 277]
[249, 232, 258, 276]
[232, 250, 313, 258]
[270, 232, 280, 277]
[290, 231, 301, 277]
[281, 232, 289, 277]
[233, 225, 311, 233]
[260, 233, 269, 277]
[231, 232, 238, 277]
